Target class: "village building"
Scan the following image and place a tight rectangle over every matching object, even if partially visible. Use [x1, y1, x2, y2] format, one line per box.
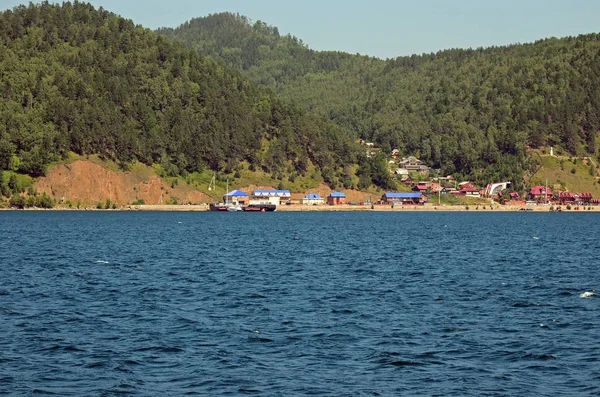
[300, 193, 324, 205]
[395, 168, 409, 176]
[224, 190, 249, 205]
[441, 183, 456, 194]
[381, 192, 424, 205]
[327, 191, 347, 205]
[413, 182, 430, 193]
[429, 182, 442, 193]
[556, 192, 593, 205]
[398, 156, 430, 173]
[391, 149, 400, 159]
[453, 182, 481, 197]
[529, 186, 552, 201]
[401, 175, 415, 186]
[252, 189, 291, 205]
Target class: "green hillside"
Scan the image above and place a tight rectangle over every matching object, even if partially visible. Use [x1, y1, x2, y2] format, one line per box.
[530, 152, 600, 196]
[0, 2, 373, 199]
[159, 13, 600, 190]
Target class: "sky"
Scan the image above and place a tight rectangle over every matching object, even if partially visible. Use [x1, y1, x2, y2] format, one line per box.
[2, 0, 600, 59]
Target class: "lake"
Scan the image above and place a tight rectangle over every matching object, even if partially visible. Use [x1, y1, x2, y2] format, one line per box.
[1, 211, 599, 395]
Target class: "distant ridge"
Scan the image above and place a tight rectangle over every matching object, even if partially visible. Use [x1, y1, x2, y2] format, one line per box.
[160, 13, 600, 189]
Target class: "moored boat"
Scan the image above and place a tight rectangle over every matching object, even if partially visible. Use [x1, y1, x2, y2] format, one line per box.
[209, 203, 229, 211]
[243, 204, 276, 212]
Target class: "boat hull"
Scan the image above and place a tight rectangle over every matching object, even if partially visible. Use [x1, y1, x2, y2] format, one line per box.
[209, 203, 229, 211]
[243, 204, 276, 212]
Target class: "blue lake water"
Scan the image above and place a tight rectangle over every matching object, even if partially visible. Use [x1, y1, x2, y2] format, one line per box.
[1, 211, 599, 396]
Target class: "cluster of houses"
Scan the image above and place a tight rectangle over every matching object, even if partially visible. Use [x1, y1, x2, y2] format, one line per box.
[222, 184, 598, 208]
[523, 186, 598, 205]
[225, 189, 357, 206]
[222, 145, 599, 207]
[224, 189, 426, 207]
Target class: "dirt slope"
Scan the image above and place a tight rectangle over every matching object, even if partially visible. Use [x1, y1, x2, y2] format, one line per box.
[34, 160, 212, 206]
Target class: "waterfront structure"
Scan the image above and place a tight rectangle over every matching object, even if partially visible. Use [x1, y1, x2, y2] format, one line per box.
[556, 192, 593, 205]
[224, 190, 249, 205]
[300, 193, 324, 205]
[327, 191, 347, 205]
[252, 189, 291, 205]
[381, 192, 423, 205]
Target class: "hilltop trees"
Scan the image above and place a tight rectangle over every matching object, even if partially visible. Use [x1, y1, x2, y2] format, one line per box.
[0, 2, 361, 192]
[161, 13, 600, 187]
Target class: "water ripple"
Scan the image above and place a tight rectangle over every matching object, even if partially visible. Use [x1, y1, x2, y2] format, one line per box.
[1, 211, 600, 396]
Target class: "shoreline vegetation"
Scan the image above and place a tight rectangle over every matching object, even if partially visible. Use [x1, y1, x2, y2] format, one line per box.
[3, 204, 600, 212]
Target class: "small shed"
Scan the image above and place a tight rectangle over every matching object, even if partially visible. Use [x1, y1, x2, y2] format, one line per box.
[301, 193, 324, 205]
[327, 191, 347, 205]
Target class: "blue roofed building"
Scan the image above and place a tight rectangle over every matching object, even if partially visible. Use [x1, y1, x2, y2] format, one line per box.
[224, 190, 249, 205]
[327, 191, 347, 205]
[252, 189, 291, 205]
[381, 192, 424, 205]
[300, 193, 324, 205]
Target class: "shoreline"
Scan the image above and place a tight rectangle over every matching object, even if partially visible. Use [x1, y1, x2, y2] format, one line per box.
[2, 204, 600, 212]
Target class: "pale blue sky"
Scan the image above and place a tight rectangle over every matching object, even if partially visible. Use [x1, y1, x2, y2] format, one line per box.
[2, 0, 599, 59]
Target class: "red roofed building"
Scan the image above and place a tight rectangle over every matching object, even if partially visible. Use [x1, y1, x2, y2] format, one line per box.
[414, 182, 430, 193]
[529, 186, 552, 201]
[453, 182, 481, 197]
[557, 192, 594, 205]
[579, 192, 594, 204]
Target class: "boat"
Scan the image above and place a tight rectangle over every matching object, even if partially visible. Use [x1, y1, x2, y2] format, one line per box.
[209, 203, 229, 211]
[227, 204, 243, 212]
[243, 203, 276, 212]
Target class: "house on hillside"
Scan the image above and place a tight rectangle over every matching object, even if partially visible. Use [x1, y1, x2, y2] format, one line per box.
[414, 182, 430, 193]
[453, 182, 481, 197]
[327, 191, 347, 205]
[398, 156, 430, 173]
[401, 175, 415, 186]
[429, 182, 442, 193]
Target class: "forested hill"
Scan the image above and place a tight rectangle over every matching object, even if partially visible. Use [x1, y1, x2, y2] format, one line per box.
[0, 2, 361, 187]
[159, 13, 600, 187]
